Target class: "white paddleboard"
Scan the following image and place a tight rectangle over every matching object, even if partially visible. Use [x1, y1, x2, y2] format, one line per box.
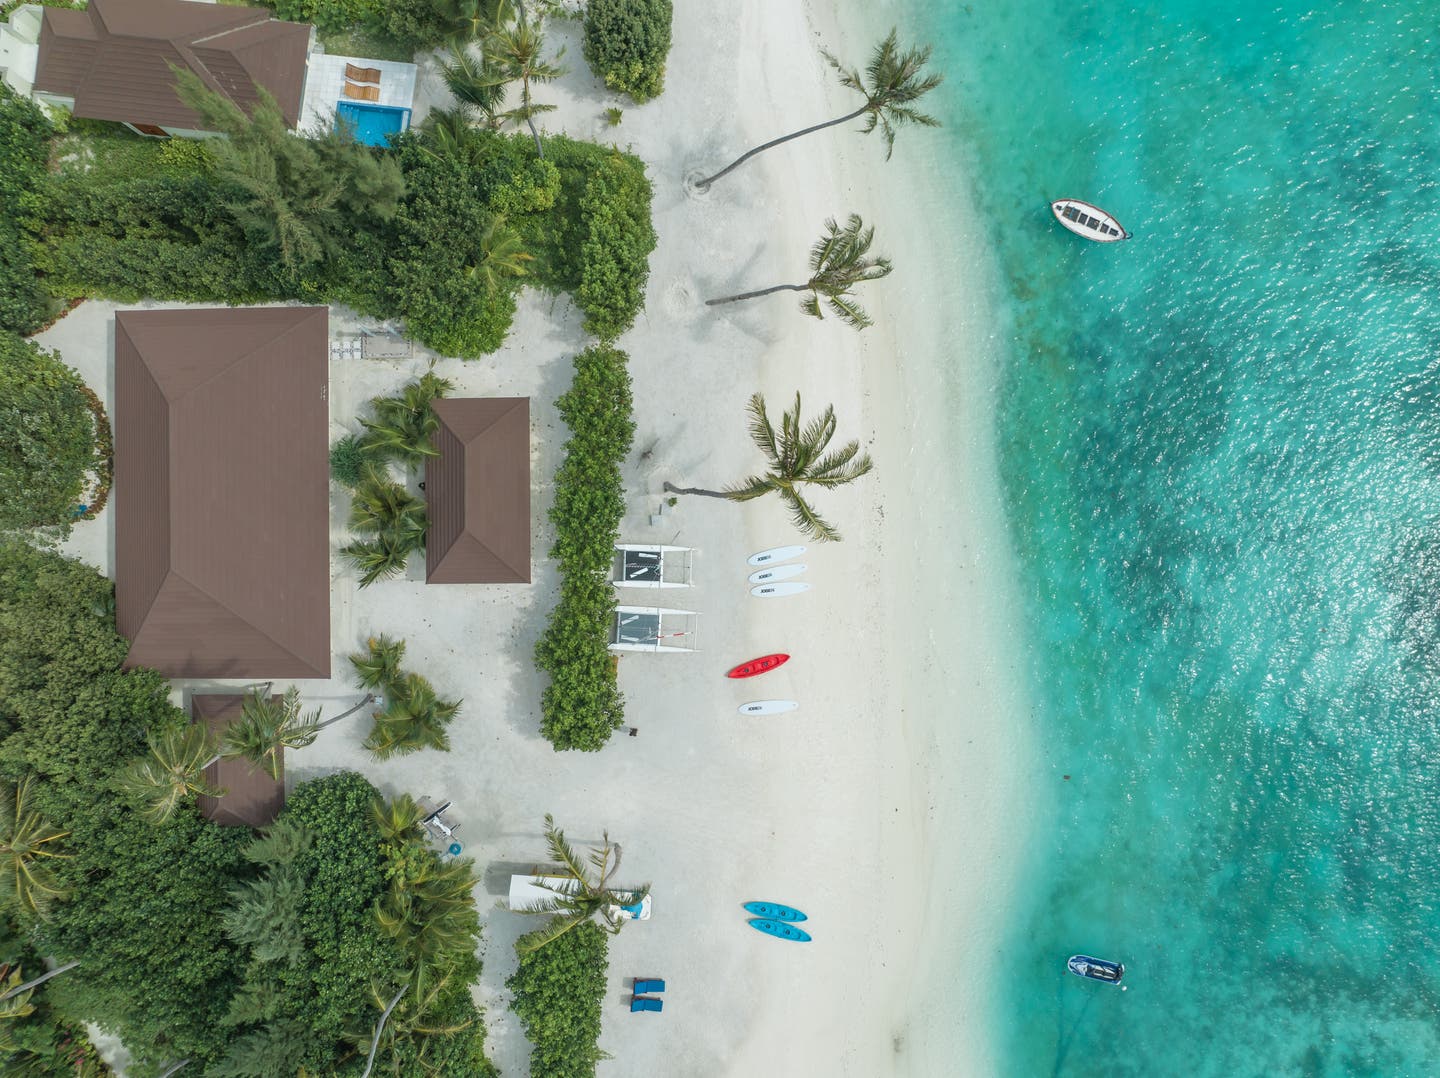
[738, 700, 799, 716]
[748, 563, 807, 585]
[747, 545, 807, 568]
[751, 582, 810, 598]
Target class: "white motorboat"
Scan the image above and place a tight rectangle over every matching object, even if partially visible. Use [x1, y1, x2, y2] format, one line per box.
[1052, 199, 1130, 242]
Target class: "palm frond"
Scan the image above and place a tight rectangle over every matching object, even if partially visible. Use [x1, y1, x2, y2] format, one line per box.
[781, 488, 842, 543]
[825, 292, 874, 330]
[745, 393, 780, 462]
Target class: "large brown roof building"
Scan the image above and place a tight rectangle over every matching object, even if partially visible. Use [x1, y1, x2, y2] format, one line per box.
[425, 398, 532, 584]
[115, 306, 331, 678]
[32, 0, 311, 134]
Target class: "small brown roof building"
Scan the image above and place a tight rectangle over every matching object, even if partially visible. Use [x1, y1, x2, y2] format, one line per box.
[115, 306, 331, 678]
[425, 398, 532, 584]
[192, 694, 285, 829]
[33, 0, 311, 132]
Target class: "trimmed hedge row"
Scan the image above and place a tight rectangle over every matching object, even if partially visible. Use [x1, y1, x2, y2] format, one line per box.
[508, 922, 610, 1078]
[535, 345, 635, 751]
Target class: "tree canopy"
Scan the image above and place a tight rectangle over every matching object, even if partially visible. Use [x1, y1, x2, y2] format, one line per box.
[0, 334, 99, 536]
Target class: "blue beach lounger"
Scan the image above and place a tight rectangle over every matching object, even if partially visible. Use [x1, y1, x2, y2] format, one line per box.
[631, 996, 663, 1013]
[633, 979, 666, 994]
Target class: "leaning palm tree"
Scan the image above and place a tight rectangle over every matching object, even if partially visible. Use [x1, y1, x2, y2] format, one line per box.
[666, 392, 873, 543]
[440, 38, 507, 131]
[514, 814, 649, 954]
[708, 214, 892, 330]
[116, 725, 224, 824]
[483, 12, 564, 158]
[0, 777, 70, 919]
[223, 687, 376, 781]
[696, 28, 942, 190]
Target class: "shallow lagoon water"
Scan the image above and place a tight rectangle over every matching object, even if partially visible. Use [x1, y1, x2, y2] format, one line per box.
[913, 1, 1440, 1073]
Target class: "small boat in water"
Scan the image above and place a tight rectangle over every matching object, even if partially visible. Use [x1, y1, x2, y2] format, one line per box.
[1067, 955, 1126, 986]
[1052, 199, 1130, 242]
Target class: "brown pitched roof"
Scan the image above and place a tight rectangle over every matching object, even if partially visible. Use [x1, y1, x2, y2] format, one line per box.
[193, 694, 285, 829]
[425, 398, 532, 583]
[115, 306, 331, 678]
[33, 0, 310, 130]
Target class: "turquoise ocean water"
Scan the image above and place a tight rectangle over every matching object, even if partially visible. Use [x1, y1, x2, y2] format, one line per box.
[910, 2, 1440, 1074]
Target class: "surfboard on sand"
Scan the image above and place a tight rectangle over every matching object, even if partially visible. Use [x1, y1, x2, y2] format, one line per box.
[751, 582, 810, 598]
[743, 901, 807, 922]
[747, 545, 806, 567]
[748, 918, 812, 942]
[737, 700, 798, 715]
[748, 563, 807, 585]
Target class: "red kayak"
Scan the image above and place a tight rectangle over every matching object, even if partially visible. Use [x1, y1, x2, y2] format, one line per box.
[726, 654, 790, 679]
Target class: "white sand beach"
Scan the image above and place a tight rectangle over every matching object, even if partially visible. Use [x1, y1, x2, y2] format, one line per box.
[45, 1, 1037, 1074]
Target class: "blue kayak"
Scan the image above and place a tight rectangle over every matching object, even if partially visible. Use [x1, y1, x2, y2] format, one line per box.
[748, 917, 812, 942]
[743, 901, 808, 922]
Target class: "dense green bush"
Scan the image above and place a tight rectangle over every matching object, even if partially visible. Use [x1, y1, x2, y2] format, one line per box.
[508, 922, 609, 1078]
[330, 433, 366, 488]
[0, 546, 498, 1074]
[583, 0, 673, 103]
[0, 86, 51, 334]
[535, 346, 635, 750]
[575, 151, 657, 339]
[0, 334, 99, 536]
[38, 126, 656, 357]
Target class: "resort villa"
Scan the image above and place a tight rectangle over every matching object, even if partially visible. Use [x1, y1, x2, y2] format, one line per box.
[114, 306, 332, 679]
[0, 0, 415, 144]
[425, 397, 533, 584]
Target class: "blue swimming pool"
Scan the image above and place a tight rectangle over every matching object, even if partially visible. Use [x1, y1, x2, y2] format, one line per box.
[334, 101, 410, 147]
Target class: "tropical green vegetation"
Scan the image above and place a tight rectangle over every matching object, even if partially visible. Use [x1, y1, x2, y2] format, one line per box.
[358, 371, 452, 468]
[0, 542, 496, 1073]
[351, 635, 463, 756]
[36, 110, 654, 357]
[341, 464, 428, 586]
[0, 333, 101, 537]
[666, 392, 875, 542]
[707, 213, 892, 329]
[0, 922, 111, 1075]
[508, 921, 609, 1078]
[696, 28, 943, 189]
[535, 346, 635, 751]
[513, 815, 647, 952]
[583, 0, 672, 103]
[330, 433, 368, 488]
[0, 87, 51, 335]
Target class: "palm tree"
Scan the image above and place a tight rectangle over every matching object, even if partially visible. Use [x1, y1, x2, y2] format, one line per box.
[514, 814, 648, 954]
[0, 777, 70, 918]
[351, 634, 408, 692]
[665, 392, 873, 543]
[360, 372, 453, 468]
[340, 464, 429, 587]
[707, 214, 892, 329]
[116, 726, 223, 824]
[465, 215, 533, 294]
[440, 38, 507, 130]
[696, 28, 942, 190]
[483, 11, 564, 158]
[364, 674, 460, 759]
[223, 687, 376, 781]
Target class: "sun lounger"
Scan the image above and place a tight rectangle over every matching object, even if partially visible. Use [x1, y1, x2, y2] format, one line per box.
[345, 63, 381, 84]
[343, 83, 380, 102]
[631, 996, 663, 1013]
[633, 978, 665, 994]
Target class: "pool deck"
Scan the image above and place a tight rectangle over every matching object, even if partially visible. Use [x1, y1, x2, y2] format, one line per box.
[299, 52, 417, 134]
